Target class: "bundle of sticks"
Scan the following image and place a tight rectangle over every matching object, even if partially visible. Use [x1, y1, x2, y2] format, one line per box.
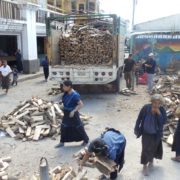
[59, 27, 113, 65]
[0, 97, 91, 142]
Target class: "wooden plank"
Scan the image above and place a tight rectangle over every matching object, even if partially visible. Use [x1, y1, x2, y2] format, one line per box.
[15, 119, 26, 127]
[0, 162, 9, 171]
[33, 127, 42, 141]
[94, 156, 116, 175]
[167, 134, 174, 145]
[19, 127, 25, 134]
[51, 106, 56, 125]
[26, 107, 39, 111]
[49, 166, 62, 175]
[37, 99, 43, 105]
[32, 116, 44, 122]
[54, 104, 63, 115]
[31, 121, 46, 128]
[13, 103, 31, 116]
[1, 157, 11, 163]
[43, 128, 50, 136]
[6, 127, 16, 138]
[15, 110, 29, 120]
[26, 127, 32, 137]
[0, 171, 7, 177]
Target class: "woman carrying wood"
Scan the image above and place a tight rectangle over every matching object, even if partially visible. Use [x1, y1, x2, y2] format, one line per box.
[79, 128, 126, 180]
[134, 94, 167, 176]
[55, 80, 89, 148]
[0, 60, 12, 94]
[172, 105, 180, 162]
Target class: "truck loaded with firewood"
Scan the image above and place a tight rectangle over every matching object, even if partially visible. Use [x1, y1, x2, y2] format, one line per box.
[46, 14, 126, 92]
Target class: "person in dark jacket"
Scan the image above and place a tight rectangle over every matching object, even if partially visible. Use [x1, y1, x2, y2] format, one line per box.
[172, 105, 180, 162]
[134, 94, 167, 176]
[144, 53, 156, 94]
[55, 80, 89, 148]
[123, 54, 135, 90]
[41, 56, 49, 82]
[79, 128, 126, 180]
[15, 49, 23, 73]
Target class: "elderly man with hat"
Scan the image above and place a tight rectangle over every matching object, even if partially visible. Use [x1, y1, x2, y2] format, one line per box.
[144, 53, 156, 94]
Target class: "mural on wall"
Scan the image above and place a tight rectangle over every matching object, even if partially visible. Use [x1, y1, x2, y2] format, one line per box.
[132, 33, 180, 70]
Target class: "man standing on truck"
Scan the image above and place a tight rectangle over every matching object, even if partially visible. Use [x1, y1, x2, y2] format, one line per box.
[123, 54, 135, 90]
[144, 53, 156, 94]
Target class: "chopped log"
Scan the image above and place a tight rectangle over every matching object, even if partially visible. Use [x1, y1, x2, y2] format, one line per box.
[33, 127, 42, 141]
[1, 175, 8, 180]
[37, 99, 43, 105]
[14, 119, 26, 127]
[49, 166, 62, 175]
[32, 116, 44, 122]
[167, 134, 174, 145]
[6, 127, 16, 138]
[0, 171, 7, 177]
[19, 127, 25, 134]
[94, 156, 116, 175]
[1, 157, 11, 163]
[13, 103, 31, 116]
[54, 104, 63, 115]
[0, 162, 9, 171]
[61, 169, 74, 180]
[26, 127, 32, 137]
[15, 111, 29, 120]
[51, 106, 56, 125]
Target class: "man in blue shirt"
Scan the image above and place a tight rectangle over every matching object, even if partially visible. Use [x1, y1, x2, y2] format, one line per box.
[145, 53, 156, 94]
[79, 128, 126, 180]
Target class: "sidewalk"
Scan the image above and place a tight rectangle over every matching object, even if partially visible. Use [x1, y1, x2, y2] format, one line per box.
[18, 68, 43, 82]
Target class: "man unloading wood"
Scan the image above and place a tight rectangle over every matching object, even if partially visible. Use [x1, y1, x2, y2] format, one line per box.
[79, 128, 126, 180]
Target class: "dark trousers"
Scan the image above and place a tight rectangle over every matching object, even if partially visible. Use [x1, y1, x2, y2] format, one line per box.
[43, 67, 49, 80]
[124, 71, 133, 89]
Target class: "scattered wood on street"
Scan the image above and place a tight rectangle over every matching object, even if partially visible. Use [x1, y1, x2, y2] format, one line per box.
[0, 97, 91, 142]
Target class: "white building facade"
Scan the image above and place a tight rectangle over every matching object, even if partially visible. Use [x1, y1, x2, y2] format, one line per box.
[0, 0, 62, 73]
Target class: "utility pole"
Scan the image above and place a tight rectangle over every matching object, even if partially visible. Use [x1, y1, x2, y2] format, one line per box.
[132, 0, 136, 30]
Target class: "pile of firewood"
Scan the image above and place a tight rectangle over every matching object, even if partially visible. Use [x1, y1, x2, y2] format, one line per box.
[48, 87, 62, 96]
[0, 157, 11, 180]
[153, 75, 180, 145]
[59, 27, 113, 65]
[0, 97, 91, 142]
[31, 165, 88, 180]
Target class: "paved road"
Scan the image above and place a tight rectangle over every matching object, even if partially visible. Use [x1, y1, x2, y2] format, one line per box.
[0, 78, 179, 179]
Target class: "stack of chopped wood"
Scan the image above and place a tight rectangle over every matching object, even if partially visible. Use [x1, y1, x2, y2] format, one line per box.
[59, 27, 113, 65]
[0, 97, 91, 142]
[48, 87, 62, 96]
[119, 88, 137, 96]
[0, 157, 11, 180]
[31, 165, 87, 180]
[153, 75, 180, 145]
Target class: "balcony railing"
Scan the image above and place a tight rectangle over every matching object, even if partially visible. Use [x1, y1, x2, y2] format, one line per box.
[0, 0, 21, 20]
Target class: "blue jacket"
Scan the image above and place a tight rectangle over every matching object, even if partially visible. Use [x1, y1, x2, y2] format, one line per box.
[134, 104, 167, 138]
